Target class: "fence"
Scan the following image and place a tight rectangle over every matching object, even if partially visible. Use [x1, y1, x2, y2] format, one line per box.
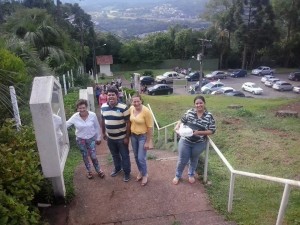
[147, 103, 300, 225]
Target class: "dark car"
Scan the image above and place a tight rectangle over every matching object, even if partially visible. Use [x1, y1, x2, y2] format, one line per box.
[147, 84, 173, 95]
[225, 91, 246, 97]
[140, 76, 155, 85]
[185, 72, 204, 82]
[288, 72, 300, 81]
[230, 69, 247, 78]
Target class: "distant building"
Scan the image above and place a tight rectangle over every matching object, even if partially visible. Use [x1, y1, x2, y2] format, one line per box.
[96, 55, 113, 77]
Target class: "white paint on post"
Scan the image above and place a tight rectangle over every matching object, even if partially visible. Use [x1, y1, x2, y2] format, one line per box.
[67, 71, 71, 88]
[134, 73, 140, 93]
[30, 76, 70, 198]
[87, 87, 95, 112]
[9, 86, 21, 130]
[79, 89, 90, 110]
[71, 69, 74, 87]
[63, 74, 67, 95]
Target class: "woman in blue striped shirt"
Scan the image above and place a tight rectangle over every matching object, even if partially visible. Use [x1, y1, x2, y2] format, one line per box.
[173, 95, 216, 185]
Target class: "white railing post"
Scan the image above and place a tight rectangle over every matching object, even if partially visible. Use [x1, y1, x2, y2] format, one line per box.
[63, 74, 67, 95]
[174, 124, 177, 150]
[9, 86, 21, 130]
[276, 184, 291, 225]
[164, 127, 168, 145]
[228, 172, 236, 213]
[203, 141, 210, 183]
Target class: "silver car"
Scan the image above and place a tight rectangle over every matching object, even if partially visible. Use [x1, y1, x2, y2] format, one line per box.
[272, 81, 293, 91]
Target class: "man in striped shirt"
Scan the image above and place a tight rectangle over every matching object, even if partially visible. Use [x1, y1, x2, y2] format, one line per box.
[101, 87, 131, 182]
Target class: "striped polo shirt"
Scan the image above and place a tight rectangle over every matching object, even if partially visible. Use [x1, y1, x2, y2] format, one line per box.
[101, 102, 130, 140]
[181, 108, 216, 143]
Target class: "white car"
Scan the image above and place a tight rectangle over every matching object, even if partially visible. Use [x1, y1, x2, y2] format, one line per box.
[265, 78, 280, 87]
[242, 82, 263, 95]
[293, 86, 300, 94]
[211, 87, 235, 95]
[261, 75, 275, 83]
[155, 71, 185, 84]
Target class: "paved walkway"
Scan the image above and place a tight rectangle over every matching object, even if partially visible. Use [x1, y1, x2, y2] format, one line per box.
[43, 142, 235, 225]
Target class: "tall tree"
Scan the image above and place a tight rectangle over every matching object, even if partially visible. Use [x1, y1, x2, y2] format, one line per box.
[272, 0, 300, 66]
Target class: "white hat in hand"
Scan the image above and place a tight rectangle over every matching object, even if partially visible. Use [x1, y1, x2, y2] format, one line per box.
[178, 124, 193, 137]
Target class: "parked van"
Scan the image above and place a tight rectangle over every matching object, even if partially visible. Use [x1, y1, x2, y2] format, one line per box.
[288, 72, 300, 81]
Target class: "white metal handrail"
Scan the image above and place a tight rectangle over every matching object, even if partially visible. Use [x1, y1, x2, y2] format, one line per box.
[147, 103, 300, 225]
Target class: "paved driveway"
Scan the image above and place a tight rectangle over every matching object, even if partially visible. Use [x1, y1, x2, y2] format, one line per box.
[172, 73, 300, 98]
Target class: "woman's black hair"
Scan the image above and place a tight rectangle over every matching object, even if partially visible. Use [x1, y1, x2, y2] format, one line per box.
[193, 95, 206, 104]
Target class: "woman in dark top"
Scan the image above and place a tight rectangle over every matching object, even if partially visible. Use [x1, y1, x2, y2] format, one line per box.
[173, 95, 216, 185]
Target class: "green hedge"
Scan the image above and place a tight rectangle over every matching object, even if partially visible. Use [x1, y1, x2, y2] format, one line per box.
[0, 120, 43, 225]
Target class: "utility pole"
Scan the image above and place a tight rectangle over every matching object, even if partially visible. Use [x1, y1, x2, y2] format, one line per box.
[198, 38, 211, 93]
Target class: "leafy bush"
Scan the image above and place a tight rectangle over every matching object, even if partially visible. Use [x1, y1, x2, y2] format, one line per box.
[143, 70, 154, 77]
[0, 120, 43, 225]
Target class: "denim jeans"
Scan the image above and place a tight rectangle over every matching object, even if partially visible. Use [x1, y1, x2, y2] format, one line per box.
[131, 133, 147, 176]
[76, 136, 100, 173]
[107, 137, 131, 175]
[175, 138, 207, 178]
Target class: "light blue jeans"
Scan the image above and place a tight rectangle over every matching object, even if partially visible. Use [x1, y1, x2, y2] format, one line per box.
[175, 138, 207, 179]
[131, 133, 147, 176]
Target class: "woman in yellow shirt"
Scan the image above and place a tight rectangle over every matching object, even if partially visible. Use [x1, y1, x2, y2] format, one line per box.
[130, 94, 153, 186]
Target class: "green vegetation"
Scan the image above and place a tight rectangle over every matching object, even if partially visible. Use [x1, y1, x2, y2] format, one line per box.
[0, 120, 43, 225]
[143, 95, 300, 225]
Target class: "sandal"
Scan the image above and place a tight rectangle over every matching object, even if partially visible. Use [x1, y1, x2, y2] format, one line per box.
[136, 173, 142, 182]
[87, 172, 93, 179]
[141, 176, 148, 186]
[98, 170, 105, 178]
[189, 176, 195, 184]
[172, 177, 179, 185]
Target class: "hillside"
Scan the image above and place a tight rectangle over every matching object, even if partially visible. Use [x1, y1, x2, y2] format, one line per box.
[61, 0, 210, 37]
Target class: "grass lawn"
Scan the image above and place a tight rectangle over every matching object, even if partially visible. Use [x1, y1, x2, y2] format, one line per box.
[142, 94, 300, 225]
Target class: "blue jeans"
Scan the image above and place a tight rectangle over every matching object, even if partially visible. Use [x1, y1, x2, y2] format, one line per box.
[175, 138, 207, 178]
[107, 138, 131, 175]
[131, 134, 147, 176]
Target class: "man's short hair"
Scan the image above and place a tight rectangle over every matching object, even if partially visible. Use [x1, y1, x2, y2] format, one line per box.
[106, 87, 119, 96]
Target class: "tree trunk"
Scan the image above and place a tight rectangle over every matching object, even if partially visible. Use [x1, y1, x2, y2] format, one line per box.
[242, 45, 247, 69]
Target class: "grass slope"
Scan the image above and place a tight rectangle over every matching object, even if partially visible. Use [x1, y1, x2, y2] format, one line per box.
[143, 94, 300, 225]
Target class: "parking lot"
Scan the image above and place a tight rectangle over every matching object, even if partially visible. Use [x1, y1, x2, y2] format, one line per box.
[172, 73, 300, 99]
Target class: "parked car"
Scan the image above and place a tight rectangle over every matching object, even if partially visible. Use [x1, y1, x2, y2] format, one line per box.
[288, 72, 300, 81]
[205, 71, 227, 80]
[293, 86, 300, 94]
[211, 87, 235, 95]
[230, 69, 247, 78]
[201, 81, 224, 94]
[185, 71, 204, 81]
[155, 71, 185, 84]
[265, 78, 281, 87]
[140, 76, 155, 85]
[188, 79, 210, 93]
[147, 84, 173, 95]
[261, 75, 275, 83]
[225, 91, 246, 97]
[251, 66, 275, 76]
[272, 81, 293, 91]
[241, 82, 263, 95]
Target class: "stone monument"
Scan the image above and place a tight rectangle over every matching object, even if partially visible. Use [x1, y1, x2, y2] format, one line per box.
[30, 76, 69, 197]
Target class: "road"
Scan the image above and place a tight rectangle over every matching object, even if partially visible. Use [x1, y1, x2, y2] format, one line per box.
[171, 73, 300, 99]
